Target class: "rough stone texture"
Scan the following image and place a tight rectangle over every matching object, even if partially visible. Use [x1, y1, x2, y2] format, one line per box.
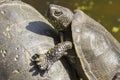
[0, 1, 74, 80]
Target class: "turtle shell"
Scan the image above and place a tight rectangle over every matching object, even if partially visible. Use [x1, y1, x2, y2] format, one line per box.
[0, 1, 74, 80]
[71, 10, 120, 80]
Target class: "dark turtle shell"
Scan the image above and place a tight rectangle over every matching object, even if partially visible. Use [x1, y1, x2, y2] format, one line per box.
[72, 10, 120, 80]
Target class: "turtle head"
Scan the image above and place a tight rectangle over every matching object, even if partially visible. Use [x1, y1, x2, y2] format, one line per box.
[47, 4, 73, 31]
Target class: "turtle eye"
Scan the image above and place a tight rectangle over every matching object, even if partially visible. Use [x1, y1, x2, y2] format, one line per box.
[54, 10, 63, 16]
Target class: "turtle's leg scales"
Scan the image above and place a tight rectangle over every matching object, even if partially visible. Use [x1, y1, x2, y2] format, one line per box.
[33, 41, 72, 72]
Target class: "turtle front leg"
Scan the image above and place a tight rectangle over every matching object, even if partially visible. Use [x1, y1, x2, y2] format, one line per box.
[33, 41, 72, 71]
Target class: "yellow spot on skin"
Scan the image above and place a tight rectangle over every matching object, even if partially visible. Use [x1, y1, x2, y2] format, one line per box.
[112, 27, 119, 33]
[39, 57, 44, 62]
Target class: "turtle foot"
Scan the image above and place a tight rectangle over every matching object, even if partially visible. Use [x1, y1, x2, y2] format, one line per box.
[31, 41, 72, 71]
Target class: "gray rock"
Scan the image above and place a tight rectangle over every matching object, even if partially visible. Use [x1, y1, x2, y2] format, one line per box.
[0, 1, 75, 80]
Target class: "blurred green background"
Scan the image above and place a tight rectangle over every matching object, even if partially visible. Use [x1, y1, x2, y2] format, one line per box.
[22, 0, 120, 42]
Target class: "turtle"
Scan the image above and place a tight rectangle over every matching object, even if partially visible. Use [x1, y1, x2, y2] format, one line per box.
[47, 4, 120, 80]
[0, 1, 77, 80]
